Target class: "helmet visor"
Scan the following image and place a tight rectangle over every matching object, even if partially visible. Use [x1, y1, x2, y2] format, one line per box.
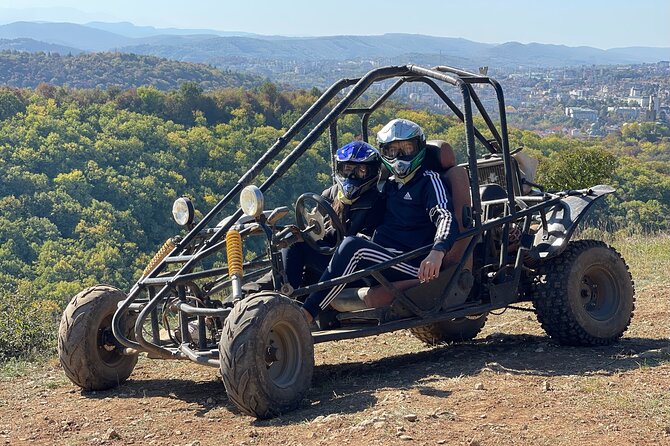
[380, 140, 419, 160]
[336, 162, 373, 180]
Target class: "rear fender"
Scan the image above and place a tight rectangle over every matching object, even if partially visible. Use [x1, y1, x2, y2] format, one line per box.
[528, 185, 614, 261]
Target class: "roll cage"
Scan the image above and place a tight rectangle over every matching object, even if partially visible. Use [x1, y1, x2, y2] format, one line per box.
[111, 64, 605, 364]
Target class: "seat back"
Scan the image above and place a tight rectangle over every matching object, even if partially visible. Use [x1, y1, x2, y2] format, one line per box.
[426, 140, 473, 269]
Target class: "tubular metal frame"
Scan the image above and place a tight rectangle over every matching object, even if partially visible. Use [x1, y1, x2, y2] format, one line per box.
[112, 64, 561, 359]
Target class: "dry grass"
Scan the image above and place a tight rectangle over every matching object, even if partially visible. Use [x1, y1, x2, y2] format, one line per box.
[613, 234, 670, 288]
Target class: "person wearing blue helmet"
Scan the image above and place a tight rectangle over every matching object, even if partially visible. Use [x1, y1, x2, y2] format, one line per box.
[333, 140, 380, 204]
[279, 140, 384, 290]
[302, 119, 458, 324]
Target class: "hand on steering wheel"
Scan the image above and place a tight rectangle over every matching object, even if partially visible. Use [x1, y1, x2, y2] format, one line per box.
[295, 193, 345, 255]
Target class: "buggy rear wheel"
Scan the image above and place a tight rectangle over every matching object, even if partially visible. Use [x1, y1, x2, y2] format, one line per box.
[58, 285, 138, 390]
[219, 293, 314, 418]
[532, 240, 635, 346]
[410, 313, 488, 345]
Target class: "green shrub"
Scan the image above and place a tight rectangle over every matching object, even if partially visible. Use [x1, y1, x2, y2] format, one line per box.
[0, 288, 60, 359]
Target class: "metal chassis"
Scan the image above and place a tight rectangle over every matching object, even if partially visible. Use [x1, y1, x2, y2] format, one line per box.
[111, 64, 596, 365]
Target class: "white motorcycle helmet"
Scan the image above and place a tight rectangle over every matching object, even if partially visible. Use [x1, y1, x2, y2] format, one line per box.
[376, 118, 426, 181]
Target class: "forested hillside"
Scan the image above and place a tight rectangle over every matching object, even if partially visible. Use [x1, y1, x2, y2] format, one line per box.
[0, 51, 263, 90]
[0, 83, 668, 358]
[0, 38, 82, 55]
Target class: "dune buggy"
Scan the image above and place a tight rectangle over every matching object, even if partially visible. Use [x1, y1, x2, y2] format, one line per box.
[58, 64, 634, 418]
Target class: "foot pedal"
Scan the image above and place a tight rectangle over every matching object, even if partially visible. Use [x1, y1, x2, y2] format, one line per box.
[317, 309, 341, 329]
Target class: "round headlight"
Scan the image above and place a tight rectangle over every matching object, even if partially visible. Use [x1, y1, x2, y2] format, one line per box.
[240, 185, 264, 218]
[172, 197, 194, 226]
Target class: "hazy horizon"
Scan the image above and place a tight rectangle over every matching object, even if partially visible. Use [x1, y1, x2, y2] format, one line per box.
[0, 0, 669, 50]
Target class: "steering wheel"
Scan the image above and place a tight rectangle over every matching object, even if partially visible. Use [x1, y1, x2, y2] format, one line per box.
[295, 193, 345, 255]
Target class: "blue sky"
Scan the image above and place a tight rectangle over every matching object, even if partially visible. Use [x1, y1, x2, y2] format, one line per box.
[0, 0, 669, 49]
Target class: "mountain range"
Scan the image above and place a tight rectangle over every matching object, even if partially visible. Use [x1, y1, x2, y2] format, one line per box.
[0, 21, 668, 69]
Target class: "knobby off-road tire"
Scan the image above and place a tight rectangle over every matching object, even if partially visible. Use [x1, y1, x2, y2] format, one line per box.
[533, 240, 635, 346]
[410, 313, 488, 345]
[219, 293, 314, 419]
[58, 285, 138, 390]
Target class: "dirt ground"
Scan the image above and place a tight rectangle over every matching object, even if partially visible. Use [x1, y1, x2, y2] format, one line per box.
[1, 284, 669, 446]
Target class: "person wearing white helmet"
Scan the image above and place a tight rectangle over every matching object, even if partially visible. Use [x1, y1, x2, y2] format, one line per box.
[376, 118, 427, 183]
[302, 118, 457, 325]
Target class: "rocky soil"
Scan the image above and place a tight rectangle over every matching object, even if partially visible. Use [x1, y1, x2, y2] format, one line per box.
[1, 284, 669, 446]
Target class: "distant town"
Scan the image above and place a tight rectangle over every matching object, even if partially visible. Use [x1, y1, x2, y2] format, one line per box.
[389, 61, 670, 138]
[500, 61, 669, 137]
[242, 58, 670, 138]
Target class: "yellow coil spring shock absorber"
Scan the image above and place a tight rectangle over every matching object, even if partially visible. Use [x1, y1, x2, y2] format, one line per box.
[226, 229, 244, 299]
[142, 238, 176, 278]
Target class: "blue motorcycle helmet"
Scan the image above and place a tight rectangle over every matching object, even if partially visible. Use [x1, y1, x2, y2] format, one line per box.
[334, 141, 381, 203]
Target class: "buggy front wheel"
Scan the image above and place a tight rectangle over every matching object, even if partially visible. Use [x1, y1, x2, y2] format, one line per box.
[219, 293, 314, 418]
[58, 285, 138, 390]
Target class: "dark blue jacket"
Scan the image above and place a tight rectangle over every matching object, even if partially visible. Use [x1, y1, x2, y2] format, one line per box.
[372, 167, 457, 258]
[322, 184, 384, 238]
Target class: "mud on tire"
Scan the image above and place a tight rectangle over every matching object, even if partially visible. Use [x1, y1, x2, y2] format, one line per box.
[410, 313, 488, 345]
[532, 240, 635, 346]
[219, 293, 314, 419]
[58, 285, 138, 390]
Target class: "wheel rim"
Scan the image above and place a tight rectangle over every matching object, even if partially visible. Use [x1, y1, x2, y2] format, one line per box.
[264, 321, 302, 388]
[96, 314, 125, 366]
[578, 265, 620, 321]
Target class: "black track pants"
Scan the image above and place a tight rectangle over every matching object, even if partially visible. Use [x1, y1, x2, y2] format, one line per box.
[302, 236, 419, 318]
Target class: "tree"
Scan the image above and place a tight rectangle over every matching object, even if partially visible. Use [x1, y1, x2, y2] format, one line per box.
[537, 145, 618, 191]
[0, 89, 25, 120]
[136, 86, 166, 115]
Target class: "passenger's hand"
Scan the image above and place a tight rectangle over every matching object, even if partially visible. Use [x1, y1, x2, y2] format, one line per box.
[419, 250, 445, 283]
